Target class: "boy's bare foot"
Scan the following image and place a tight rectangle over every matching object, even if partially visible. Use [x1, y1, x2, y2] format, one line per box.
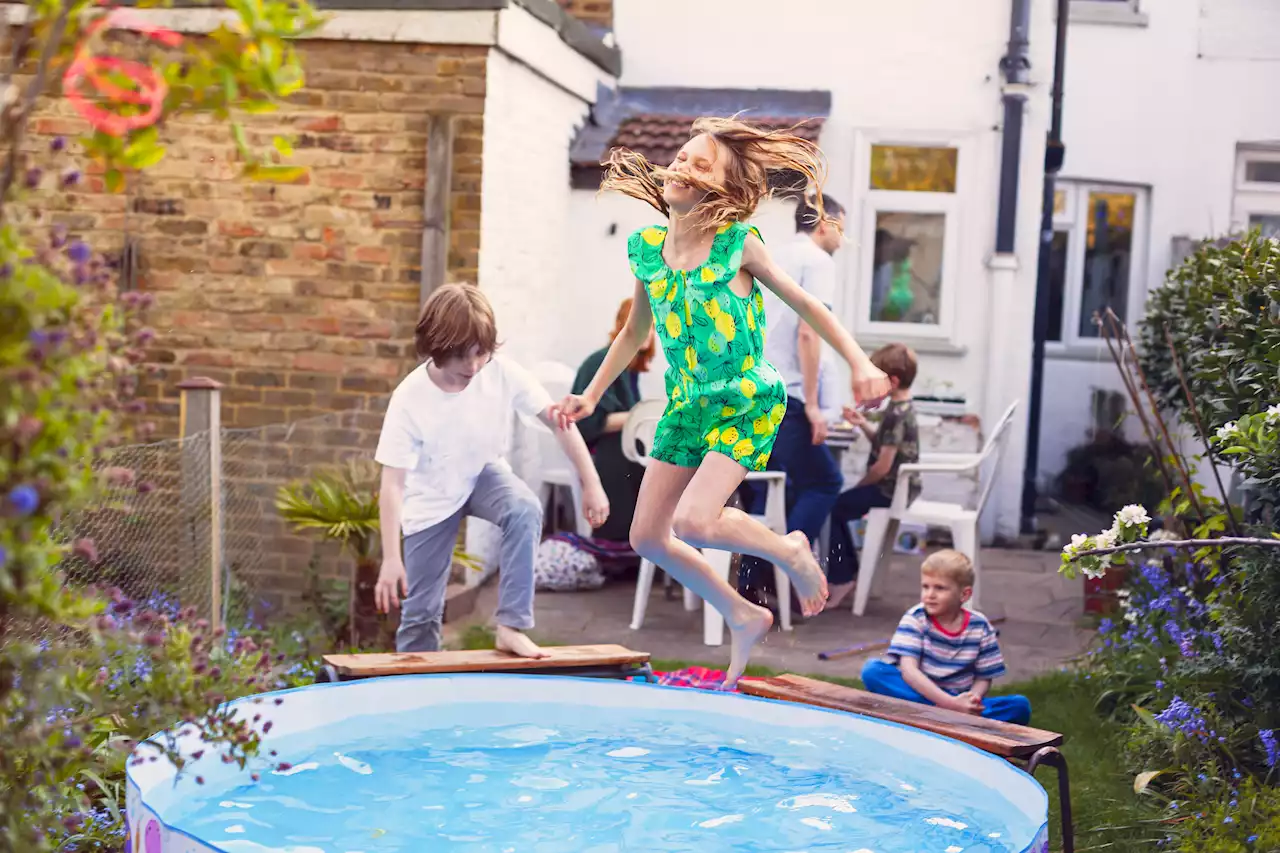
[494, 625, 550, 659]
[824, 581, 856, 611]
[783, 531, 829, 616]
[724, 603, 773, 688]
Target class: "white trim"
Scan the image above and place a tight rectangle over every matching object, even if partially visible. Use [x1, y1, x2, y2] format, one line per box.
[0, 3, 499, 43]
[1069, 0, 1148, 27]
[495, 3, 613, 103]
[846, 130, 973, 346]
[1045, 181, 1149, 352]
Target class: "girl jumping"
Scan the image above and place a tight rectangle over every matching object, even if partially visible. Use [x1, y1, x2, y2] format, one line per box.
[553, 118, 891, 685]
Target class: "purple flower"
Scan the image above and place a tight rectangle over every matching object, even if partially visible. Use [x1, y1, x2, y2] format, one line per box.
[50, 136, 66, 152]
[0, 544, 6, 566]
[1098, 618, 1114, 635]
[66, 241, 91, 265]
[61, 167, 80, 187]
[24, 167, 41, 189]
[1155, 680, 1164, 689]
[1155, 696, 1210, 743]
[8, 484, 39, 516]
[1261, 729, 1278, 768]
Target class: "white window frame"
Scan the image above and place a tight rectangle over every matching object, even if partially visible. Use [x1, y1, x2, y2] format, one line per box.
[1069, 0, 1148, 27]
[1046, 181, 1149, 354]
[848, 131, 970, 346]
[1233, 146, 1280, 235]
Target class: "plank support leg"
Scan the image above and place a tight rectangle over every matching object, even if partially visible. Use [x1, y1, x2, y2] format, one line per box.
[1026, 746, 1073, 853]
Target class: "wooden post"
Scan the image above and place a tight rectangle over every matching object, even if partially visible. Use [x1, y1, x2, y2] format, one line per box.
[178, 377, 224, 631]
[420, 112, 455, 304]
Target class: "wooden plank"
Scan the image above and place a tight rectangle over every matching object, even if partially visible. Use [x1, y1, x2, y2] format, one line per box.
[419, 112, 454, 304]
[739, 674, 1062, 759]
[324, 644, 650, 678]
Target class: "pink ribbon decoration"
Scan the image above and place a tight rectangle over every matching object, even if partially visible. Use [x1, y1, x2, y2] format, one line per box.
[63, 9, 182, 137]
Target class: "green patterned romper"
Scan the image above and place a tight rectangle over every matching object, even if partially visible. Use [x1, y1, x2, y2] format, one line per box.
[628, 221, 788, 471]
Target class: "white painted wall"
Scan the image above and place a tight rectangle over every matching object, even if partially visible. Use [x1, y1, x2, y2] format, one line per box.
[1037, 0, 1280, 490]
[470, 44, 603, 581]
[564, 0, 1055, 538]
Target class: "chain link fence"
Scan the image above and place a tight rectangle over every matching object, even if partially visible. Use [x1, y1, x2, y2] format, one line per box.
[54, 403, 385, 630]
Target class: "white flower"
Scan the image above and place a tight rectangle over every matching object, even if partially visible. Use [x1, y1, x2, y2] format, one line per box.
[1095, 528, 1119, 550]
[1266, 404, 1280, 425]
[1216, 422, 1239, 441]
[1063, 533, 1089, 557]
[1082, 562, 1108, 580]
[1115, 504, 1151, 529]
[1124, 610, 1138, 623]
[1149, 529, 1180, 542]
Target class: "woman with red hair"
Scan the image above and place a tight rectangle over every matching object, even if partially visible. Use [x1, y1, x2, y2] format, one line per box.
[569, 298, 656, 542]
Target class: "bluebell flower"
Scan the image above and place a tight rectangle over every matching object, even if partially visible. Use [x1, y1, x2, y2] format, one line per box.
[1260, 729, 1278, 768]
[1099, 618, 1114, 635]
[66, 241, 92, 265]
[1155, 680, 1164, 690]
[1224, 817, 1234, 824]
[8, 484, 39, 516]
[1157, 698, 1210, 743]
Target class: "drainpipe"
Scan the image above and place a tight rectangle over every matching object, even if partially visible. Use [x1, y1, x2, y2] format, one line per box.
[1019, 0, 1070, 533]
[994, 0, 1031, 254]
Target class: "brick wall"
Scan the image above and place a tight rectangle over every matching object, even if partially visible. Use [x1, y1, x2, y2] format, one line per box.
[18, 36, 489, 614]
[26, 37, 486, 436]
[557, 0, 612, 30]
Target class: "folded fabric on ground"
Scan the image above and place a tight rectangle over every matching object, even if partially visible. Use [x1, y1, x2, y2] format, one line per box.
[653, 666, 735, 691]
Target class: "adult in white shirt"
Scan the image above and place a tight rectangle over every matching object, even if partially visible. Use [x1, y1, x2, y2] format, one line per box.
[738, 194, 848, 611]
[373, 284, 609, 657]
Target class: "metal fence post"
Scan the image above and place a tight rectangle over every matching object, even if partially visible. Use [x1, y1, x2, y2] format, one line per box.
[178, 377, 224, 630]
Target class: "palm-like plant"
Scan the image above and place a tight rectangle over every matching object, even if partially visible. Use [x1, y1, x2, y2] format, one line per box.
[276, 460, 380, 645]
[275, 460, 480, 647]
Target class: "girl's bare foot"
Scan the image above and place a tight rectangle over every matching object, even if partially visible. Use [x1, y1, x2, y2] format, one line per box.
[824, 581, 856, 611]
[783, 531, 829, 616]
[494, 625, 550, 659]
[724, 603, 773, 688]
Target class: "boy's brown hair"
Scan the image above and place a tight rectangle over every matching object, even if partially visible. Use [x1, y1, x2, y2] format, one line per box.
[414, 283, 499, 362]
[921, 549, 975, 589]
[870, 342, 918, 390]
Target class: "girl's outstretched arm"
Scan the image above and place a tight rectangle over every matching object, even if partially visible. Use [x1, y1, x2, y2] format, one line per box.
[742, 233, 890, 407]
[551, 279, 653, 428]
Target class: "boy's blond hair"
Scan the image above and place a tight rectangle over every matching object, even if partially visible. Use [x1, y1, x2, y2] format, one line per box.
[921, 549, 975, 588]
[414, 283, 499, 362]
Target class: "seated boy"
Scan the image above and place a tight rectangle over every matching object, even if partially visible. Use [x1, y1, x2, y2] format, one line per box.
[861, 550, 1031, 724]
[373, 283, 609, 658]
[824, 343, 919, 610]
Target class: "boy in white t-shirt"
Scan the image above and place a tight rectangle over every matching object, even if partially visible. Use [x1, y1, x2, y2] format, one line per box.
[373, 284, 609, 658]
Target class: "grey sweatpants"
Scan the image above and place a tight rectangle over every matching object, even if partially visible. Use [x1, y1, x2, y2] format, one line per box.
[397, 463, 542, 653]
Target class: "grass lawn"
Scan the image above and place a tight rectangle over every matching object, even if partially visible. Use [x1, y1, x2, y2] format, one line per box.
[455, 626, 1164, 852]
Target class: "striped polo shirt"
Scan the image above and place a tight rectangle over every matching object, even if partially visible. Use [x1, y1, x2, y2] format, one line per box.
[885, 604, 1006, 694]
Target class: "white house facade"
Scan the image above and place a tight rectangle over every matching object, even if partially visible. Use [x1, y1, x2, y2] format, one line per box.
[558, 0, 1057, 540]
[1035, 0, 1280, 490]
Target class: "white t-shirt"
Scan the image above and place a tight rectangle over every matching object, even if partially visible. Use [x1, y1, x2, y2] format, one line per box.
[760, 235, 837, 404]
[374, 355, 553, 535]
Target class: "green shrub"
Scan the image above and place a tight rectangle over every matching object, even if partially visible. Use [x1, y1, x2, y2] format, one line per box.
[0, 0, 322, 848]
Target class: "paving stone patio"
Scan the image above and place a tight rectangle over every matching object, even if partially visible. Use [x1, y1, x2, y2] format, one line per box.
[452, 548, 1095, 683]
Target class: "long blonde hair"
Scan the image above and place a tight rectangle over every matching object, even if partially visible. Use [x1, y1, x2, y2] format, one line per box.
[600, 116, 830, 231]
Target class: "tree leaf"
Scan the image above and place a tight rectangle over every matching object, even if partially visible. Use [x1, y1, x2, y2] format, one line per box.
[1133, 769, 1165, 794]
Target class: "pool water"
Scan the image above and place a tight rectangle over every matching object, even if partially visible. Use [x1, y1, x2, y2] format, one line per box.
[164, 697, 1038, 853]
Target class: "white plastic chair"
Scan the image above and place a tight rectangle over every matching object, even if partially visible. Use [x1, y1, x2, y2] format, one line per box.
[623, 400, 792, 645]
[851, 400, 1019, 616]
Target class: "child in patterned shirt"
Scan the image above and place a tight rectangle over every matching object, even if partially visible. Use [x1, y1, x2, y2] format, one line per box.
[861, 549, 1031, 724]
[825, 342, 920, 609]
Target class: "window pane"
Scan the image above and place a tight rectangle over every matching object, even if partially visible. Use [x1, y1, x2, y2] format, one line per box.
[1078, 191, 1135, 338]
[1053, 189, 1067, 215]
[869, 212, 945, 325]
[1245, 160, 1280, 184]
[870, 145, 958, 193]
[1047, 231, 1069, 342]
[1249, 214, 1280, 237]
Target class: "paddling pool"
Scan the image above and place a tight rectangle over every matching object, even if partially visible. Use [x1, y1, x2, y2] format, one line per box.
[125, 674, 1049, 853]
